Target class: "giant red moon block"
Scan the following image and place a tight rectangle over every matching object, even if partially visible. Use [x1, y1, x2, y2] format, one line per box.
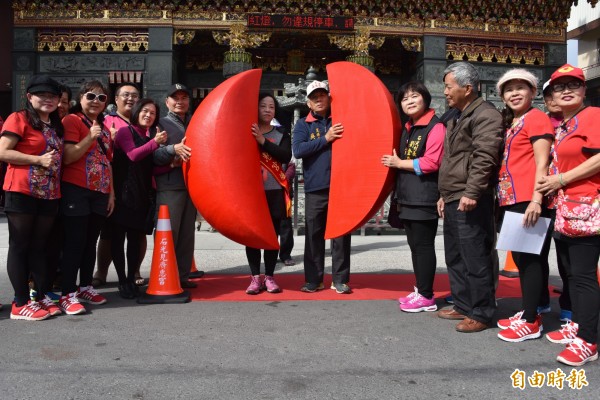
[183, 69, 279, 250]
[325, 61, 400, 239]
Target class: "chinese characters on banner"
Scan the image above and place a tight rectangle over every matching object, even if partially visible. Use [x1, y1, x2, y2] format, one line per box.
[248, 14, 354, 30]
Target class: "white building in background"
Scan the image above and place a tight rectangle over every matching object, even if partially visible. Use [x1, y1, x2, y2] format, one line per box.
[568, 1, 600, 105]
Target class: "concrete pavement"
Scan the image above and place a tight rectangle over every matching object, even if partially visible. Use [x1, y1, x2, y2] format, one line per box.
[0, 217, 597, 399]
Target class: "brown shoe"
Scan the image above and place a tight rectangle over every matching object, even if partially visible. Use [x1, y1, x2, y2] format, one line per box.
[438, 307, 466, 320]
[456, 317, 488, 333]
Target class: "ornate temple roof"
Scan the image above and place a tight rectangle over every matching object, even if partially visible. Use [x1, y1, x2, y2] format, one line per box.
[12, 0, 593, 43]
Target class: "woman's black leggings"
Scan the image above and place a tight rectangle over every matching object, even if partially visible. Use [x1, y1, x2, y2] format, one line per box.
[403, 218, 439, 299]
[6, 212, 56, 306]
[111, 222, 144, 284]
[246, 216, 281, 276]
[61, 213, 105, 295]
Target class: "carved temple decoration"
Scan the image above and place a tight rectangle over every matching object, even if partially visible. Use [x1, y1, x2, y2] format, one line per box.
[212, 24, 271, 52]
[212, 23, 271, 77]
[174, 30, 196, 45]
[37, 29, 148, 52]
[329, 27, 384, 69]
[446, 38, 545, 65]
[13, 0, 591, 43]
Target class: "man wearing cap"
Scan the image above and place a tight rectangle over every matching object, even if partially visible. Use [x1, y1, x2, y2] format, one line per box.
[292, 80, 351, 294]
[153, 83, 202, 288]
[436, 62, 503, 332]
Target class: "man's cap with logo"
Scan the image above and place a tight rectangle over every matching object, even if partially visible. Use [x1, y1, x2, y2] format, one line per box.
[167, 83, 190, 97]
[306, 81, 329, 97]
[550, 64, 585, 85]
[26, 75, 62, 96]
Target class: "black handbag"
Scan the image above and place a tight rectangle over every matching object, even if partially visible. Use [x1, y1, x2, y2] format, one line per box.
[387, 196, 404, 229]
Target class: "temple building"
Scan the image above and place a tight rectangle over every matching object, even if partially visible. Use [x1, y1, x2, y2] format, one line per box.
[6, 0, 596, 124]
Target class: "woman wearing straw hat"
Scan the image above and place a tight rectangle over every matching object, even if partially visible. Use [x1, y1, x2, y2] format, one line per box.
[494, 68, 554, 343]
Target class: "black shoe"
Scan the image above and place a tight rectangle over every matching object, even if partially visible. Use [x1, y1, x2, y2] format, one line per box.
[127, 282, 140, 297]
[189, 270, 205, 279]
[118, 284, 135, 299]
[180, 280, 198, 289]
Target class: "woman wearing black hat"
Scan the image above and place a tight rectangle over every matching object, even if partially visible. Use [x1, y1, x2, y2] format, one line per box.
[0, 74, 64, 320]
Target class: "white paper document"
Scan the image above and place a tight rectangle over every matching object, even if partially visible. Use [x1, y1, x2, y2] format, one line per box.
[496, 211, 551, 255]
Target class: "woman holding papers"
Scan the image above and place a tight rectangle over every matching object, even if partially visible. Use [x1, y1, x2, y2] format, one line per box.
[494, 69, 553, 343]
[536, 64, 600, 367]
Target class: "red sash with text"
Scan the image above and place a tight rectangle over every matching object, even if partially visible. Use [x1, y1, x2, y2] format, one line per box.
[260, 151, 291, 217]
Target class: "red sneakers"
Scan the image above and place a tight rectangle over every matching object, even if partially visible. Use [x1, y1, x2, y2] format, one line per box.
[546, 321, 579, 344]
[59, 292, 86, 315]
[39, 295, 62, 316]
[557, 337, 598, 367]
[497, 310, 524, 329]
[10, 301, 50, 321]
[77, 286, 107, 305]
[498, 317, 542, 342]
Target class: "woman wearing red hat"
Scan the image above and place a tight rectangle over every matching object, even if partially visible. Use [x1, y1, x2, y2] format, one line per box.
[0, 74, 64, 320]
[536, 64, 600, 366]
[494, 69, 554, 343]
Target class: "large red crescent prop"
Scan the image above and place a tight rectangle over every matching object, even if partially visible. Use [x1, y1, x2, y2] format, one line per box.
[325, 61, 400, 239]
[183, 69, 279, 249]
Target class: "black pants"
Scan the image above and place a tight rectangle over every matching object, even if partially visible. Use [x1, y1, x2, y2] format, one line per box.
[304, 189, 351, 285]
[111, 222, 144, 285]
[278, 217, 294, 261]
[443, 194, 496, 324]
[61, 213, 105, 295]
[6, 212, 56, 306]
[403, 218, 438, 299]
[554, 235, 600, 344]
[246, 216, 281, 276]
[503, 203, 552, 322]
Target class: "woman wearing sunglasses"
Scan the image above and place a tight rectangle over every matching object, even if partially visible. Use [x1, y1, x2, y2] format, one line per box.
[59, 81, 114, 315]
[536, 64, 600, 367]
[0, 75, 64, 320]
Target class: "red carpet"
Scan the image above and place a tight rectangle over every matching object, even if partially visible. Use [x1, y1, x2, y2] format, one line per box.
[188, 273, 559, 302]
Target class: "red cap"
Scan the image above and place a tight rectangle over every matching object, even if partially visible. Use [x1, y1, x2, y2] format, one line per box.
[550, 64, 585, 84]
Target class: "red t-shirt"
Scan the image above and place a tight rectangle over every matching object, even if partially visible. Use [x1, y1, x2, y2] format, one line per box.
[1, 111, 63, 199]
[554, 106, 600, 200]
[497, 108, 553, 206]
[61, 113, 112, 193]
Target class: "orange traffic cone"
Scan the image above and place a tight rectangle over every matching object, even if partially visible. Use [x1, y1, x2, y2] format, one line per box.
[499, 251, 519, 278]
[189, 258, 205, 279]
[138, 205, 191, 304]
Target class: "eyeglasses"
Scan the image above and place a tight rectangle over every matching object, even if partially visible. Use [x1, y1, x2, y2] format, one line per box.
[552, 81, 583, 93]
[84, 92, 108, 102]
[119, 92, 140, 99]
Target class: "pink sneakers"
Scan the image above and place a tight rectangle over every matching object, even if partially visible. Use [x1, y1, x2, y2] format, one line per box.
[10, 301, 50, 321]
[398, 287, 419, 304]
[60, 292, 86, 315]
[498, 317, 542, 342]
[264, 276, 281, 293]
[399, 292, 437, 313]
[77, 286, 107, 305]
[557, 337, 598, 367]
[246, 275, 263, 295]
[546, 321, 579, 344]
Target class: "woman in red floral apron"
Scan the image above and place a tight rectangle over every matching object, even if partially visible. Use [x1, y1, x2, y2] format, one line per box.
[0, 75, 64, 320]
[59, 80, 114, 315]
[536, 64, 600, 367]
[494, 69, 554, 343]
